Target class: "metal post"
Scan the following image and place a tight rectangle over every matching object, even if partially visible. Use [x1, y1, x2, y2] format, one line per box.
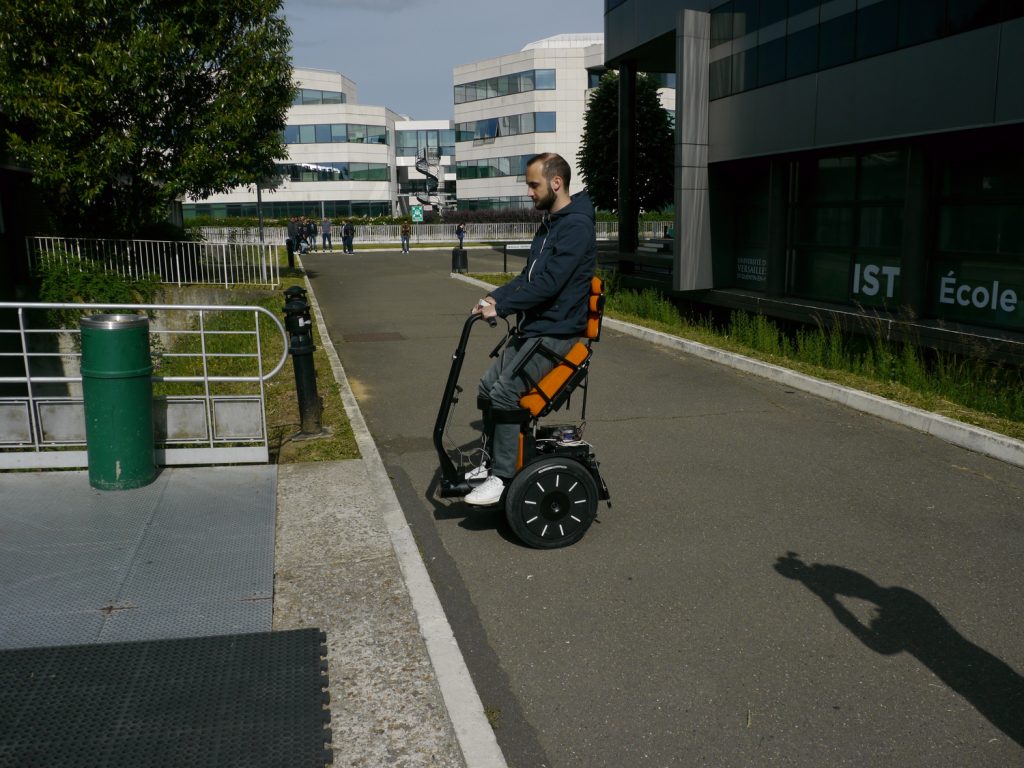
[282, 289, 322, 436]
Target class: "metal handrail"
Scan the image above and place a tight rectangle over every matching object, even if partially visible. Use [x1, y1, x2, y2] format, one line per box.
[0, 302, 290, 384]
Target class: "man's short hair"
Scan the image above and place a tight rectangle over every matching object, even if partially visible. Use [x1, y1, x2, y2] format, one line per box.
[527, 152, 571, 188]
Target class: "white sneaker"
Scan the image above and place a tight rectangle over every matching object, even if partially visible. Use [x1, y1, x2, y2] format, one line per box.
[464, 464, 489, 482]
[465, 476, 504, 506]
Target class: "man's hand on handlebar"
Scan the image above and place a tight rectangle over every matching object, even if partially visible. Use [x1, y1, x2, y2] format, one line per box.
[472, 296, 497, 321]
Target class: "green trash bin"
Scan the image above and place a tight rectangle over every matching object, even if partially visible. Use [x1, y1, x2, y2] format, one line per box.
[80, 313, 156, 490]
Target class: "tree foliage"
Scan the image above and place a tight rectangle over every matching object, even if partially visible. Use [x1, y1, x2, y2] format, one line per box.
[577, 71, 674, 213]
[0, 0, 294, 236]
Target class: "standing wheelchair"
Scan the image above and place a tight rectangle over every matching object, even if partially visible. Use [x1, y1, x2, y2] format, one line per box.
[433, 277, 611, 549]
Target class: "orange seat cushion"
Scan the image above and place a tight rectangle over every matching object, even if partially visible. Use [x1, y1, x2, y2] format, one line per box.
[519, 342, 591, 416]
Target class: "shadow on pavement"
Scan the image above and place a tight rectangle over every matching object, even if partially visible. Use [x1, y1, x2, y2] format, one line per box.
[775, 552, 1024, 748]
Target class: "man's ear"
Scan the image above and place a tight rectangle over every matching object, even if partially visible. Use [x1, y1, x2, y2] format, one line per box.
[551, 175, 563, 193]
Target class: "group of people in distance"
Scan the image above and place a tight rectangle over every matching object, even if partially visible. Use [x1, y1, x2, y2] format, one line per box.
[287, 215, 470, 258]
[286, 216, 355, 258]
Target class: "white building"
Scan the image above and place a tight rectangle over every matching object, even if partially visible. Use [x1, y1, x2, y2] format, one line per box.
[184, 68, 407, 220]
[452, 34, 603, 211]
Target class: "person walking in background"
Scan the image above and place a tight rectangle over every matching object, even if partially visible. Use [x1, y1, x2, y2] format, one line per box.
[456, 222, 466, 249]
[285, 216, 298, 269]
[321, 216, 332, 251]
[307, 218, 318, 252]
[400, 220, 411, 253]
[342, 220, 355, 253]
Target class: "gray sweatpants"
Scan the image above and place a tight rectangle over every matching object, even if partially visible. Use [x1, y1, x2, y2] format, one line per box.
[478, 334, 577, 479]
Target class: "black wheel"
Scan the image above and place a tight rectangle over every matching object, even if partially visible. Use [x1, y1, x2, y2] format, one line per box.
[505, 457, 598, 549]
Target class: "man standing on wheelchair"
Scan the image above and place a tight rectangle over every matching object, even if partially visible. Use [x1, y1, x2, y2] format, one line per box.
[467, 152, 597, 506]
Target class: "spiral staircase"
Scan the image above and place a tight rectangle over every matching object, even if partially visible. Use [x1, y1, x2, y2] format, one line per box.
[414, 147, 447, 214]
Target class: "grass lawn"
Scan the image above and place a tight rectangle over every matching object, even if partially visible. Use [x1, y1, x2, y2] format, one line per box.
[469, 272, 1024, 443]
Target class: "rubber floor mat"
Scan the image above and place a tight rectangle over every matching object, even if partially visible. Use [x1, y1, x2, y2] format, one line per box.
[0, 628, 332, 768]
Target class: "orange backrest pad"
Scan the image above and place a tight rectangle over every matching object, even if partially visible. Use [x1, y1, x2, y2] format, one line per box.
[519, 341, 591, 416]
[586, 276, 604, 340]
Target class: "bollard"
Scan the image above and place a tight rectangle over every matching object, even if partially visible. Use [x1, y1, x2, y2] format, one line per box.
[451, 247, 468, 273]
[80, 314, 156, 490]
[282, 295, 322, 436]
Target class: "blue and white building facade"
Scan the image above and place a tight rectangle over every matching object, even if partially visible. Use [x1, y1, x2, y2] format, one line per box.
[453, 34, 605, 211]
[184, 68, 401, 219]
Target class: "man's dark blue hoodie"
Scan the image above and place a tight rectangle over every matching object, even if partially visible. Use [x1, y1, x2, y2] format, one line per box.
[488, 190, 596, 339]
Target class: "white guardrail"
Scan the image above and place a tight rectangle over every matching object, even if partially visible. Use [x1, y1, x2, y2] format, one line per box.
[194, 221, 673, 246]
[28, 237, 280, 288]
[0, 302, 289, 469]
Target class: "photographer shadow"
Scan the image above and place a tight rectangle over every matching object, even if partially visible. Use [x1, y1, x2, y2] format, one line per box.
[775, 552, 1024, 748]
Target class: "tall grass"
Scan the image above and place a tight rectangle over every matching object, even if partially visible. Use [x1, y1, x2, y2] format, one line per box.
[603, 285, 1024, 436]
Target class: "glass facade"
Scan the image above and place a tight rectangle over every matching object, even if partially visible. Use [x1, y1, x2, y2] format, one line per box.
[455, 112, 557, 142]
[458, 196, 534, 211]
[283, 123, 388, 145]
[711, 130, 1024, 332]
[183, 200, 392, 219]
[276, 162, 390, 182]
[456, 155, 534, 180]
[709, 0, 1023, 100]
[454, 69, 556, 104]
[292, 88, 346, 105]
[395, 129, 456, 158]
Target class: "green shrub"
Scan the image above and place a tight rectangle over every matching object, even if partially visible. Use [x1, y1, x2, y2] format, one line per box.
[35, 255, 161, 330]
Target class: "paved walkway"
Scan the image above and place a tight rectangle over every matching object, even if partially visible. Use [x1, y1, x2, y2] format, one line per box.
[3, 244, 1023, 767]
[303, 246, 1024, 768]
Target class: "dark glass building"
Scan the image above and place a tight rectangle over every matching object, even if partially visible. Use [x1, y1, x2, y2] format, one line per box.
[605, 0, 1024, 354]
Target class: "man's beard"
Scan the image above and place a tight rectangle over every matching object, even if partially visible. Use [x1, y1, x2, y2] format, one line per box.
[533, 186, 556, 211]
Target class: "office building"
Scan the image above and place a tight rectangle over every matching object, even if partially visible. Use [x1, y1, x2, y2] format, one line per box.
[184, 68, 455, 220]
[453, 34, 604, 211]
[606, 0, 1024, 347]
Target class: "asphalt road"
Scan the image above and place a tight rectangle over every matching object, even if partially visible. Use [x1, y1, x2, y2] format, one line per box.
[304, 247, 1024, 768]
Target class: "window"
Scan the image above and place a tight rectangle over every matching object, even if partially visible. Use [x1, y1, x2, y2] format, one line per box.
[711, 2, 734, 47]
[535, 69, 556, 89]
[898, 0, 945, 47]
[757, 38, 786, 86]
[347, 124, 365, 144]
[366, 126, 388, 145]
[856, 0, 899, 60]
[301, 89, 322, 105]
[299, 125, 315, 144]
[455, 69, 554, 104]
[532, 111, 557, 132]
[818, 13, 855, 70]
[733, 0, 758, 38]
[315, 124, 332, 143]
[731, 49, 757, 93]
[789, 0, 820, 14]
[331, 124, 347, 142]
[710, 57, 733, 100]
[947, 0, 1004, 34]
[283, 125, 299, 144]
[759, 0, 788, 27]
[786, 25, 818, 78]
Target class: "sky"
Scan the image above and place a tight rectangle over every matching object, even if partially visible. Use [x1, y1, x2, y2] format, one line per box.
[280, 0, 604, 119]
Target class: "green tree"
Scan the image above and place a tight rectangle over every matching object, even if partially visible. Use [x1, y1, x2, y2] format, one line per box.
[577, 71, 674, 213]
[0, 0, 294, 236]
